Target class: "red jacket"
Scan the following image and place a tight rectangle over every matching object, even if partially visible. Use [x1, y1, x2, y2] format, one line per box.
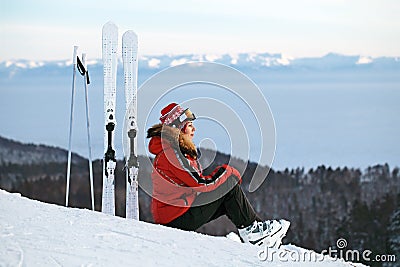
[147, 124, 239, 224]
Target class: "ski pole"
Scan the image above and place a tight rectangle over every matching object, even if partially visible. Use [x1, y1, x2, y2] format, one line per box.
[66, 46, 78, 207]
[80, 53, 95, 211]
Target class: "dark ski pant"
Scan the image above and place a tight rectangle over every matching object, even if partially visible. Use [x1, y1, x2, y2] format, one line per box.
[166, 176, 261, 231]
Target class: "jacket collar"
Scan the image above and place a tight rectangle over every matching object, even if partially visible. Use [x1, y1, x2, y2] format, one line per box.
[147, 124, 198, 159]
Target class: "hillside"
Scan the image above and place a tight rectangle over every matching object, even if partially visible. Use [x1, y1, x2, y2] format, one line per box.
[0, 136, 399, 266]
[0, 136, 85, 165]
[0, 189, 366, 266]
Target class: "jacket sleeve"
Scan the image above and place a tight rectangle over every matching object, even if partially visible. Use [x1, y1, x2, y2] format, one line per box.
[164, 147, 241, 192]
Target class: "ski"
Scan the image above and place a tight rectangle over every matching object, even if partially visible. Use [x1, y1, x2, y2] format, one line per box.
[122, 30, 139, 220]
[102, 22, 118, 215]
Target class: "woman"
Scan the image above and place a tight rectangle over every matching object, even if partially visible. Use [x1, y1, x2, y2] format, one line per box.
[147, 103, 290, 247]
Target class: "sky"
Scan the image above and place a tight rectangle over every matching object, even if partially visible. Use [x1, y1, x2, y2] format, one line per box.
[1, 0, 400, 61]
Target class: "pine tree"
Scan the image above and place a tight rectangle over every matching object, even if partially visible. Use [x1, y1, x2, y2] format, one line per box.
[384, 206, 400, 267]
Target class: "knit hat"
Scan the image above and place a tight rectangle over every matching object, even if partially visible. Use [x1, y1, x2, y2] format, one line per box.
[159, 103, 196, 129]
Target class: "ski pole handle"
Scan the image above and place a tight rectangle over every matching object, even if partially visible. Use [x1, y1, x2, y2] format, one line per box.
[82, 53, 87, 67]
[73, 46, 78, 65]
[81, 53, 90, 85]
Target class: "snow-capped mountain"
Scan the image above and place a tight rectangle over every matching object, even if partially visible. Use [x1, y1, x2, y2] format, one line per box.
[0, 189, 366, 266]
[1, 53, 399, 77]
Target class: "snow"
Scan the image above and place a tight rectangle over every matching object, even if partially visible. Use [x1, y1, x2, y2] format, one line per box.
[356, 56, 373, 65]
[229, 53, 239, 64]
[0, 189, 366, 266]
[276, 55, 292, 66]
[2, 53, 400, 72]
[205, 54, 222, 62]
[246, 53, 258, 62]
[3, 60, 44, 69]
[5, 61, 14, 68]
[86, 59, 100, 66]
[56, 60, 70, 67]
[170, 58, 189, 67]
[148, 58, 161, 68]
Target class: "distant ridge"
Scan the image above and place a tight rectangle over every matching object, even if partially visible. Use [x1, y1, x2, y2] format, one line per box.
[1, 52, 399, 74]
[0, 135, 85, 165]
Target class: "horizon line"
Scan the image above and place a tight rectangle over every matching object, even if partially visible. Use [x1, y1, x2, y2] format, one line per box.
[1, 51, 399, 63]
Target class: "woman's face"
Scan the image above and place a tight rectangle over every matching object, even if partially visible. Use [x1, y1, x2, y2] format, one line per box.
[183, 121, 196, 140]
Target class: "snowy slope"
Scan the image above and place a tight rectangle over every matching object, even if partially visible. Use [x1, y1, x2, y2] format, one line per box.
[0, 189, 365, 266]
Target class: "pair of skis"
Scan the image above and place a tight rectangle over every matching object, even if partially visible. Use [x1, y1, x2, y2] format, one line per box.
[66, 47, 95, 211]
[102, 22, 139, 220]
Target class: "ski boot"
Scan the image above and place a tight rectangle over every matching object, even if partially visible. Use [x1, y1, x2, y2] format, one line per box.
[238, 219, 290, 247]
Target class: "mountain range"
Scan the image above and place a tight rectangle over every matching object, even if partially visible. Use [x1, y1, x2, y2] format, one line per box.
[1, 52, 399, 80]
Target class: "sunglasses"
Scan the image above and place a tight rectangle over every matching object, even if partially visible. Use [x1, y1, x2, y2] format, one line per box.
[178, 108, 196, 123]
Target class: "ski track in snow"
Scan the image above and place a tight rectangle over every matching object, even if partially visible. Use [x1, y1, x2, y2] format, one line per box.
[0, 190, 366, 267]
